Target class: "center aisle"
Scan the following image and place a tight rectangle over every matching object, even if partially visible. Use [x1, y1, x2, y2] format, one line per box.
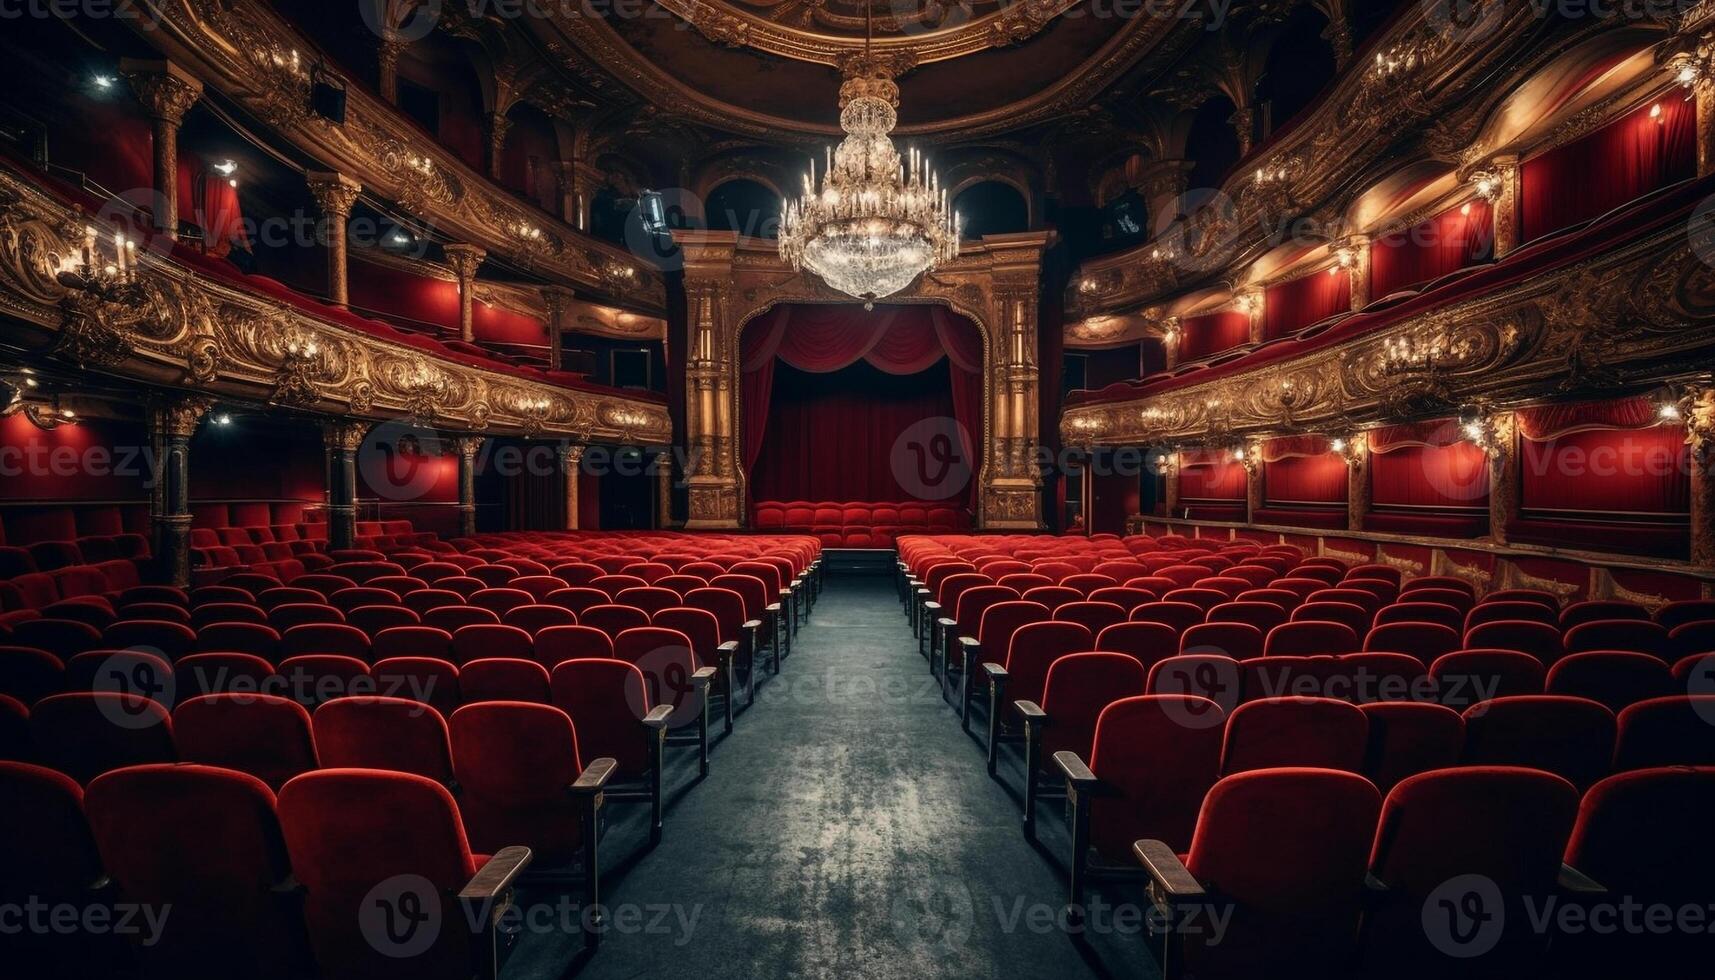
[534, 573, 1155, 980]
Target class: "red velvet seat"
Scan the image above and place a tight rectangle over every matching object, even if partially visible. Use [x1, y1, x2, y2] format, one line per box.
[982, 619, 1092, 739]
[1463, 619, 1563, 663]
[1372, 601, 1464, 632]
[1656, 599, 1715, 631]
[1429, 649, 1546, 707]
[1072, 694, 1224, 863]
[1612, 695, 1715, 770]
[461, 658, 551, 704]
[1357, 701, 1464, 794]
[327, 586, 401, 613]
[1563, 618, 1670, 658]
[1180, 621, 1264, 660]
[1461, 695, 1616, 789]
[549, 658, 657, 778]
[85, 763, 302, 977]
[1092, 621, 1180, 674]
[0, 644, 64, 704]
[400, 588, 464, 615]
[502, 603, 578, 635]
[589, 573, 649, 598]
[1130, 600, 1205, 634]
[312, 695, 454, 782]
[447, 702, 604, 866]
[177, 652, 274, 700]
[0, 762, 116, 974]
[345, 604, 420, 640]
[1052, 600, 1127, 637]
[29, 692, 175, 783]
[278, 767, 536, 978]
[581, 603, 652, 640]
[422, 604, 501, 633]
[1206, 600, 1288, 632]
[63, 649, 173, 704]
[370, 625, 453, 663]
[1400, 576, 1476, 598]
[372, 657, 461, 717]
[613, 627, 708, 733]
[1670, 620, 1715, 657]
[615, 586, 682, 617]
[282, 622, 371, 661]
[1290, 600, 1372, 638]
[449, 623, 533, 666]
[1362, 767, 1578, 976]
[1397, 586, 1474, 614]
[1140, 768, 1381, 978]
[173, 692, 317, 789]
[1264, 620, 1358, 656]
[468, 587, 535, 617]
[535, 624, 615, 667]
[545, 586, 615, 617]
[15, 618, 103, 658]
[1146, 653, 1244, 709]
[1559, 599, 1649, 630]
[1220, 696, 1367, 774]
[1545, 651, 1674, 712]
[273, 655, 370, 708]
[1363, 621, 1461, 665]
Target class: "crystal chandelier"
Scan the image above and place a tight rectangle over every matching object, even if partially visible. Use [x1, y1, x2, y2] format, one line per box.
[779, 3, 960, 307]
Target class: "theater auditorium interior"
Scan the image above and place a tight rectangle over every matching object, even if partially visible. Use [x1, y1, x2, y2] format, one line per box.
[2, 1, 1715, 978]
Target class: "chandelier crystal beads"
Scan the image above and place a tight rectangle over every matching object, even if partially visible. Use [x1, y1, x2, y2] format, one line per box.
[779, 68, 960, 305]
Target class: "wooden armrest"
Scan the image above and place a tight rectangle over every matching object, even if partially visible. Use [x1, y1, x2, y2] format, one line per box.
[641, 705, 674, 729]
[1013, 699, 1046, 721]
[691, 666, 719, 686]
[766, 602, 782, 613]
[717, 640, 740, 655]
[459, 845, 533, 902]
[571, 757, 617, 794]
[1052, 750, 1097, 787]
[1558, 863, 1606, 895]
[1133, 840, 1205, 901]
[981, 661, 1007, 681]
[936, 616, 956, 630]
[923, 600, 940, 613]
[742, 619, 763, 631]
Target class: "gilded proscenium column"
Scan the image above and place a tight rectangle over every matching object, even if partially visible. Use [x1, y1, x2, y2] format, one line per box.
[123, 60, 202, 241]
[1162, 452, 1181, 517]
[306, 172, 362, 308]
[1486, 412, 1519, 546]
[454, 437, 483, 538]
[377, 28, 402, 105]
[560, 444, 584, 530]
[1697, 73, 1715, 178]
[655, 450, 673, 528]
[1161, 319, 1179, 372]
[151, 397, 210, 588]
[1688, 389, 1715, 567]
[1343, 235, 1371, 311]
[542, 286, 573, 372]
[674, 232, 742, 529]
[487, 112, 511, 180]
[1490, 155, 1521, 259]
[1242, 290, 1265, 345]
[443, 244, 487, 343]
[323, 420, 367, 553]
[1347, 444, 1369, 532]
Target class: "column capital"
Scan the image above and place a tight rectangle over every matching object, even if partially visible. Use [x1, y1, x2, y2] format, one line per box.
[322, 419, 369, 453]
[541, 285, 576, 316]
[122, 59, 203, 125]
[452, 435, 486, 460]
[306, 171, 363, 218]
[444, 244, 487, 281]
[150, 396, 212, 439]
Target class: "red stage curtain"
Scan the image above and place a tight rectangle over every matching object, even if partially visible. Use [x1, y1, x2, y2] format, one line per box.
[1520, 425, 1688, 515]
[749, 360, 959, 503]
[1180, 455, 1246, 500]
[348, 256, 462, 332]
[176, 157, 250, 257]
[1370, 200, 1494, 297]
[1515, 395, 1661, 440]
[1370, 444, 1490, 509]
[1261, 437, 1346, 505]
[1521, 98, 1695, 243]
[741, 304, 982, 505]
[1264, 268, 1350, 339]
[1178, 311, 1251, 361]
[1367, 419, 1469, 452]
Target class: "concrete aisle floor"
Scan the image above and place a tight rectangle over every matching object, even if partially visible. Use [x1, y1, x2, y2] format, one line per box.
[512, 573, 1158, 980]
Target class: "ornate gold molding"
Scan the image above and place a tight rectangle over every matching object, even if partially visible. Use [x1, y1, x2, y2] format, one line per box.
[124, 0, 663, 312]
[0, 165, 671, 445]
[1061, 219, 1715, 447]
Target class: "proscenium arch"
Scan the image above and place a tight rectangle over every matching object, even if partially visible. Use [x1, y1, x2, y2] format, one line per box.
[727, 296, 995, 520]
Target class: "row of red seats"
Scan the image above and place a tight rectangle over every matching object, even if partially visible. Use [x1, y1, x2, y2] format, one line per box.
[898, 533, 1715, 976]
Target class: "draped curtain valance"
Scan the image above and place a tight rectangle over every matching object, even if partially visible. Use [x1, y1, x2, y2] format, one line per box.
[1262, 434, 1333, 462]
[1367, 419, 1469, 454]
[1514, 395, 1667, 441]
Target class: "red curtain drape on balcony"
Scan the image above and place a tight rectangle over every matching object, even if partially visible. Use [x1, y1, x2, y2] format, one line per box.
[1516, 397, 1688, 515]
[1261, 436, 1346, 504]
[1264, 268, 1350, 339]
[175, 157, 250, 257]
[1520, 98, 1695, 243]
[1369, 200, 1494, 298]
[740, 304, 983, 505]
[1179, 451, 1246, 500]
[1177, 311, 1251, 361]
[1514, 395, 1662, 440]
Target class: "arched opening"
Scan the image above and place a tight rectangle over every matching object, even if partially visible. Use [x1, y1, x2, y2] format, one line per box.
[953, 181, 1030, 239]
[1186, 95, 1242, 191]
[1100, 188, 1149, 250]
[1257, 8, 1337, 138]
[705, 179, 781, 239]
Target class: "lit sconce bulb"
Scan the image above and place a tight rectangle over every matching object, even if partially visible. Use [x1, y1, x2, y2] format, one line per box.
[1461, 203, 1472, 216]
[93, 75, 113, 89]
[1659, 402, 1682, 420]
[212, 160, 238, 176]
[1330, 438, 1346, 453]
[1651, 103, 1665, 124]
[215, 413, 232, 426]
[1231, 447, 1245, 461]
[1462, 421, 1483, 440]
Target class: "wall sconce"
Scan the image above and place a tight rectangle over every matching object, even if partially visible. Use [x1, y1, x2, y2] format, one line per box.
[56, 225, 139, 294]
[1153, 451, 1174, 476]
[1330, 433, 1365, 464]
[25, 399, 78, 430]
[1234, 293, 1258, 315]
[1458, 410, 1501, 454]
[1670, 40, 1713, 93]
[1470, 169, 1501, 201]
